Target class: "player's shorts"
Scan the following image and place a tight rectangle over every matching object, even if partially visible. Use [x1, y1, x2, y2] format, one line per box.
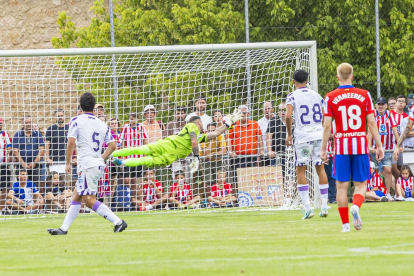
[148, 139, 178, 167]
[77, 166, 104, 196]
[295, 140, 322, 166]
[333, 154, 370, 182]
[391, 152, 403, 166]
[370, 152, 392, 169]
[374, 190, 385, 197]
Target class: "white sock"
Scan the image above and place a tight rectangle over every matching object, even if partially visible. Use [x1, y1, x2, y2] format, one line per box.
[343, 223, 350, 228]
[145, 204, 154, 211]
[93, 201, 122, 226]
[60, 201, 81, 231]
[298, 184, 311, 212]
[319, 184, 329, 209]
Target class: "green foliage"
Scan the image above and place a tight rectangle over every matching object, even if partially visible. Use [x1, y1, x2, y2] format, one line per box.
[52, 0, 414, 121]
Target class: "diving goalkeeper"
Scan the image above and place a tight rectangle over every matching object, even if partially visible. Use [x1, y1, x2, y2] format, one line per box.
[112, 109, 243, 173]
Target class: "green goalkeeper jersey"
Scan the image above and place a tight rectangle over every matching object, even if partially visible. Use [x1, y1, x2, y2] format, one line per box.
[166, 123, 207, 159]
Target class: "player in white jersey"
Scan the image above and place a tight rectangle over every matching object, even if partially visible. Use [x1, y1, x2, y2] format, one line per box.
[48, 93, 127, 235]
[285, 70, 329, 219]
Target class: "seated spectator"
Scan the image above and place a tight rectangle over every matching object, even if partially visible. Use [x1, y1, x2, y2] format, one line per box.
[6, 169, 44, 214]
[169, 171, 201, 208]
[45, 171, 72, 213]
[207, 171, 236, 207]
[134, 169, 167, 211]
[366, 162, 390, 202]
[395, 165, 414, 201]
[111, 172, 132, 212]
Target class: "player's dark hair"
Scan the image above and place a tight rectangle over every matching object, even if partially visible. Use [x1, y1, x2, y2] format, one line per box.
[397, 95, 406, 101]
[188, 116, 201, 124]
[175, 106, 186, 113]
[293, 69, 309, 83]
[79, 93, 96, 112]
[207, 122, 217, 129]
[400, 165, 413, 178]
[175, 170, 185, 178]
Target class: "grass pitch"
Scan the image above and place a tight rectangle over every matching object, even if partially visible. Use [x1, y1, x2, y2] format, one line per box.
[1, 203, 414, 275]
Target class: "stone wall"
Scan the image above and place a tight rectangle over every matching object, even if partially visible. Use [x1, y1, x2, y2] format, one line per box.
[0, 0, 97, 134]
[0, 0, 96, 50]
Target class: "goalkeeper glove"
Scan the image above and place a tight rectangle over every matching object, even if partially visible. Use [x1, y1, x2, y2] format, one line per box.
[113, 157, 123, 166]
[223, 108, 243, 129]
[189, 155, 200, 174]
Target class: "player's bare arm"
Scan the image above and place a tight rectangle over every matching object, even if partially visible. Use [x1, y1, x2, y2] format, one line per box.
[320, 116, 332, 163]
[266, 133, 276, 158]
[102, 141, 117, 161]
[394, 119, 414, 160]
[367, 113, 384, 161]
[257, 135, 265, 156]
[65, 137, 76, 174]
[285, 104, 293, 146]
[206, 124, 228, 141]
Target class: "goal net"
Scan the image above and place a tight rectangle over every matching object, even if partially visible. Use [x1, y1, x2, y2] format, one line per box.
[0, 42, 319, 218]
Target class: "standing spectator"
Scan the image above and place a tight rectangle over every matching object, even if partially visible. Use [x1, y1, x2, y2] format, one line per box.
[324, 121, 337, 204]
[142, 105, 166, 183]
[404, 94, 414, 115]
[166, 106, 191, 182]
[368, 97, 399, 200]
[212, 110, 224, 128]
[142, 105, 165, 144]
[258, 102, 275, 164]
[45, 109, 69, 185]
[109, 118, 121, 189]
[0, 117, 12, 211]
[12, 116, 45, 187]
[6, 169, 44, 214]
[186, 95, 212, 130]
[94, 103, 104, 116]
[267, 102, 287, 168]
[390, 95, 408, 184]
[203, 122, 227, 197]
[119, 113, 148, 196]
[98, 115, 106, 124]
[227, 105, 264, 184]
[388, 97, 396, 111]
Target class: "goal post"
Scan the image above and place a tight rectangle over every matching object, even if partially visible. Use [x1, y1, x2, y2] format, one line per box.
[0, 41, 319, 218]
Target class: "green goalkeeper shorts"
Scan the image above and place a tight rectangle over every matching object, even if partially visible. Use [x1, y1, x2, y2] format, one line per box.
[147, 139, 179, 167]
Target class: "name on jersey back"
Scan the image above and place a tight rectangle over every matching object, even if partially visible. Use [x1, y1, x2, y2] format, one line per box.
[332, 93, 365, 104]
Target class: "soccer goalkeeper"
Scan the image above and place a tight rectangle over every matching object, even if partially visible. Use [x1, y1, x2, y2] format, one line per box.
[112, 109, 243, 173]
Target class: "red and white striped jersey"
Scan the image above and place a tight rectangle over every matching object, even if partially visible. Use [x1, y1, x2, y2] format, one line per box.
[366, 172, 387, 194]
[324, 85, 375, 155]
[170, 183, 193, 204]
[211, 183, 232, 197]
[389, 110, 408, 135]
[373, 110, 397, 150]
[119, 123, 148, 159]
[142, 180, 163, 204]
[0, 130, 12, 163]
[397, 177, 413, 194]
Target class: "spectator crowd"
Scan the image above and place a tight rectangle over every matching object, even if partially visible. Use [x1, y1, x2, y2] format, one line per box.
[1, 93, 414, 215]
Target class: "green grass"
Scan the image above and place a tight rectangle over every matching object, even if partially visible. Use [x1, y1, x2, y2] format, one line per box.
[1, 203, 414, 275]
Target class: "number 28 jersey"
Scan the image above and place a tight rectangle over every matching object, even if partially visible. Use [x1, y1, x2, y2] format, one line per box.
[68, 113, 114, 170]
[286, 87, 324, 144]
[324, 85, 375, 155]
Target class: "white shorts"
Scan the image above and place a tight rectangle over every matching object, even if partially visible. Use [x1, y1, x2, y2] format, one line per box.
[295, 140, 323, 166]
[77, 166, 104, 196]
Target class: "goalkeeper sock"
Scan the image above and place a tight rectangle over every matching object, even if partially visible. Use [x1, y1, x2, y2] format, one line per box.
[112, 145, 152, 157]
[60, 201, 81, 231]
[319, 184, 329, 209]
[298, 184, 311, 212]
[92, 201, 122, 226]
[123, 156, 154, 167]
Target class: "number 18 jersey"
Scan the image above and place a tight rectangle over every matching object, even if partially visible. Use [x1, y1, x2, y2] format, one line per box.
[286, 87, 324, 144]
[68, 113, 114, 170]
[323, 85, 375, 155]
